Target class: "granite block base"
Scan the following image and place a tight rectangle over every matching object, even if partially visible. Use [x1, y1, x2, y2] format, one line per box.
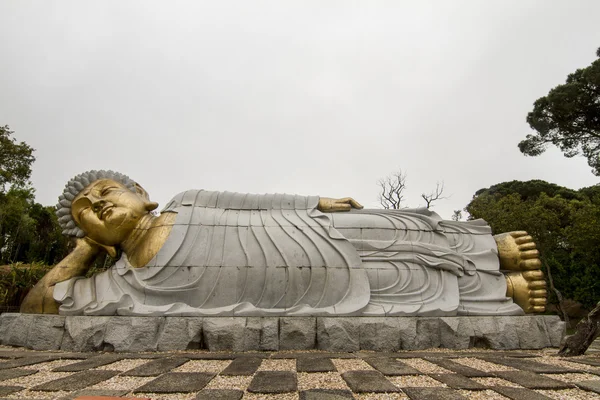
[0, 314, 565, 352]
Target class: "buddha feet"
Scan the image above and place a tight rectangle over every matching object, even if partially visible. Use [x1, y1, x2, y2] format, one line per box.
[494, 231, 547, 313]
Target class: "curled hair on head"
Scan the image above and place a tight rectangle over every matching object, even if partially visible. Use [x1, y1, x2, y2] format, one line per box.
[56, 170, 137, 237]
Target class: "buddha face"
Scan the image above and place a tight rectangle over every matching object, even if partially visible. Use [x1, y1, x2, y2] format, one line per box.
[71, 179, 158, 245]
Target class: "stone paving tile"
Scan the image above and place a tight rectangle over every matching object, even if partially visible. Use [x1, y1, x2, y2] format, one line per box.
[32, 370, 120, 391]
[122, 357, 189, 376]
[0, 386, 24, 396]
[194, 388, 244, 399]
[133, 372, 215, 393]
[428, 373, 486, 390]
[491, 386, 553, 400]
[341, 370, 399, 393]
[0, 356, 58, 370]
[56, 388, 131, 399]
[425, 358, 495, 377]
[364, 358, 420, 376]
[576, 379, 600, 394]
[483, 357, 579, 373]
[297, 358, 336, 373]
[402, 387, 468, 399]
[247, 371, 298, 393]
[220, 357, 262, 376]
[299, 389, 355, 399]
[493, 371, 574, 390]
[53, 354, 124, 372]
[0, 368, 37, 381]
[570, 358, 600, 367]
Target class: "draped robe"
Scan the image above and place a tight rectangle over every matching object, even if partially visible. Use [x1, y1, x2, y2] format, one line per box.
[54, 190, 523, 316]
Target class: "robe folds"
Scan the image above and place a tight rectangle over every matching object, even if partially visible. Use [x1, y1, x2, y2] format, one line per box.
[54, 190, 523, 316]
[55, 190, 372, 316]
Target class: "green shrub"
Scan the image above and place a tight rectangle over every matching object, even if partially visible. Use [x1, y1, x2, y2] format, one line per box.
[0, 262, 52, 312]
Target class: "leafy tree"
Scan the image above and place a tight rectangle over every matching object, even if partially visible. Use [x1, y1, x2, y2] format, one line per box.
[519, 47, 600, 175]
[466, 180, 600, 310]
[0, 126, 35, 193]
[0, 127, 68, 265]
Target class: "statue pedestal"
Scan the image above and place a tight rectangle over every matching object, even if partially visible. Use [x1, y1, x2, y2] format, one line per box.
[0, 314, 564, 352]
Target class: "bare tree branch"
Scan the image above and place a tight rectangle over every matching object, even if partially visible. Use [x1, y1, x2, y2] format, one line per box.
[421, 181, 447, 209]
[377, 170, 407, 209]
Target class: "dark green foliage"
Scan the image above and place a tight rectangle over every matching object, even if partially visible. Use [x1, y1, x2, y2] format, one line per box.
[519, 48, 600, 175]
[0, 262, 52, 312]
[467, 180, 600, 309]
[0, 126, 35, 193]
[0, 127, 69, 265]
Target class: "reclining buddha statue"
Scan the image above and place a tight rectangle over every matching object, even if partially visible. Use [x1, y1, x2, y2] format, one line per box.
[21, 170, 547, 316]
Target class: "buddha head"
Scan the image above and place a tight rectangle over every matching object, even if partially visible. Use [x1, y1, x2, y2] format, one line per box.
[56, 170, 158, 246]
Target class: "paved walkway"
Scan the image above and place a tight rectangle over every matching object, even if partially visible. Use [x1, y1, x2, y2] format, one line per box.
[0, 347, 599, 399]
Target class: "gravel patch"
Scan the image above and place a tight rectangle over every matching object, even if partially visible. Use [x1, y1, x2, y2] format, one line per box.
[243, 393, 299, 400]
[204, 375, 253, 390]
[173, 359, 231, 373]
[20, 359, 77, 371]
[451, 357, 517, 372]
[355, 393, 408, 399]
[88, 375, 154, 390]
[457, 389, 511, 400]
[133, 392, 196, 400]
[331, 358, 375, 373]
[6, 389, 71, 399]
[536, 388, 600, 400]
[257, 359, 296, 371]
[389, 375, 447, 388]
[297, 372, 349, 390]
[95, 358, 149, 371]
[541, 372, 600, 383]
[400, 358, 452, 374]
[2, 371, 72, 388]
[471, 377, 522, 388]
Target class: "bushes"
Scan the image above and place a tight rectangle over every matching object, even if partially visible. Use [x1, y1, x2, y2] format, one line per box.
[0, 262, 52, 312]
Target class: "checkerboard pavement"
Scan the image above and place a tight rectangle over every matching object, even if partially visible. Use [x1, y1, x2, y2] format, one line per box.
[0, 346, 599, 399]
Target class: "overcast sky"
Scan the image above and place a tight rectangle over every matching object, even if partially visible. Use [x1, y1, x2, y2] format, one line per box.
[1, 1, 599, 220]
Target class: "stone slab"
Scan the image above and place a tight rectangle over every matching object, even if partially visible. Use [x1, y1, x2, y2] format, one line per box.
[317, 318, 359, 352]
[58, 389, 131, 400]
[429, 373, 486, 390]
[195, 389, 244, 400]
[296, 358, 336, 373]
[364, 357, 420, 376]
[247, 371, 297, 393]
[0, 355, 58, 370]
[484, 357, 579, 373]
[122, 357, 188, 376]
[220, 357, 262, 376]
[426, 358, 494, 377]
[0, 314, 566, 352]
[402, 387, 468, 400]
[494, 371, 574, 389]
[0, 386, 24, 396]
[53, 354, 124, 372]
[33, 370, 120, 391]
[492, 386, 554, 400]
[576, 379, 600, 394]
[0, 368, 37, 381]
[299, 389, 355, 400]
[341, 370, 399, 393]
[570, 358, 600, 367]
[134, 372, 215, 393]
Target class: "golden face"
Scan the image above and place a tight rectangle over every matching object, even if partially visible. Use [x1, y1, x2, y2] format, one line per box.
[71, 179, 158, 245]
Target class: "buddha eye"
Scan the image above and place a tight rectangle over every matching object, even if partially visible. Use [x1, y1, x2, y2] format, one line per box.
[100, 187, 116, 196]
